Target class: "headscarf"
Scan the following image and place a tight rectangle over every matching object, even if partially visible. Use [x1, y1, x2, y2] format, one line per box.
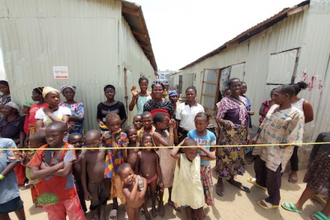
[168, 90, 178, 97]
[42, 86, 60, 98]
[60, 85, 76, 94]
[23, 101, 36, 107]
[33, 87, 44, 96]
[5, 101, 20, 111]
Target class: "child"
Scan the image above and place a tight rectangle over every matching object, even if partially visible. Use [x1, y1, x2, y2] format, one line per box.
[171, 138, 216, 220]
[68, 132, 87, 213]
[29, 121, 86, 220]
[0, 138, 26, 220]
[81, 130, 108, 220]
[136, 111, 155, 143]
[135, 134, 163, 219]
[125, 125, 140, 171]
[187, 112, 216, 206]
[97, 84, 127, 131]
[102, 113, 128, 219]
[132, 114, 142, 130]
[129, 76, 151, 114]
[118, 163, 147, 220]
[152, 112, 178, 214]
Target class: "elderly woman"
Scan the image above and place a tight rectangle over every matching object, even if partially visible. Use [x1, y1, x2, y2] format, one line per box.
[215, 78, 250, 196]
[59, 85, 84, 134]
[35, 87, 71, 138]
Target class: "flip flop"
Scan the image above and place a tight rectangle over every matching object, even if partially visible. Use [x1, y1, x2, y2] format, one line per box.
[288, 177, 298, 183]
[257, 199, 279, 210]
[228, 179, 250, 193]
[247, 177, 267, 191]
[109, 209, 117, 220]
[281, 202, 303, 213]
[311, 211, 330, 220]
[215, 184, 224, 197]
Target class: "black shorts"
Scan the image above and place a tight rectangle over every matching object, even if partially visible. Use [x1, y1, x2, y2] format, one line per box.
[0, 196, 23, 213]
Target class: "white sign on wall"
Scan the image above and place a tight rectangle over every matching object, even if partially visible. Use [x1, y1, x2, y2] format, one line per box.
[53, 66, 69, 79]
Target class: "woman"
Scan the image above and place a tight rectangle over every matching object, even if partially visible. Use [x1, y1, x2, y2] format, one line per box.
[129, 76, 151, 114]
[29, 87, 48, 136]
[176, 86, 204, 143]
[288, 81, 314, 183]
[215, 78, 250, 196]
[0, 80, 11, 118]
[35, 87, 71, 139]
[59, 85, 84, 135]
[143, 80, 174, 119]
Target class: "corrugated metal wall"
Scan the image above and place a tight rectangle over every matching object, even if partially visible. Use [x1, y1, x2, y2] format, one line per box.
[0, 0, 155, 130]
[176, 0, 330, 141]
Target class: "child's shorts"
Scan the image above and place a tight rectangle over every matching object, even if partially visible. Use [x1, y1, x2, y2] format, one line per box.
[0, 196, 23, 213]
[88, 179, 111, 210]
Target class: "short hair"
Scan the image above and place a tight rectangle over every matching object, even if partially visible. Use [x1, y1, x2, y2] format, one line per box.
[241, 81, 247, 85]
[125, 125, 136, 134]
[290, 81, 308, 95]
[138, 76, 149, 84]
[186, 86, 197, 93]
[68, 132, 83, 143]
[133, 114, 142, 120]
[104, 84, 116, 92]
[46, 121, 67, 133]
[141, 111, 152, 118]
[85, 129, 101, 140]
[117, 163, 132, 178]
[183, 138, 197, 146]
[33, 87, 44, 95]
[153, 112, 167, 125]
[151, 80, 164, 90]
[195, 112, 210, 121]
[29, 131, 47, 147]
[142, 133, 152, 141]
[105, 113, 121, 121]
[228, 78, 241, 87]
[278, 85, 295, 98]
[0, 80, 9, 87]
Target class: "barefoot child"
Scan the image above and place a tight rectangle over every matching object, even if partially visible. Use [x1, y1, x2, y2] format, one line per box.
[152, 112, 178, 214]
[135, 134, 163, 220]
[171, 138, 216, 220]
[81, 130, 108, 220]
[118, 163, 147, 220]
[137, 111, 155, 143]
[125, 125, 140, 171]
[188, 112, 216, 206]
[102, 113, 128, 219]
[68, 132, 87, 213]
[132, 114, 142, 130]
[29, 121, 86, 220]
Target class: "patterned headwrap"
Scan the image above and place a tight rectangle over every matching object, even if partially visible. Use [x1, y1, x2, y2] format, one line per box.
[60, 85, 76, 94]
[168, 90, 178, 97]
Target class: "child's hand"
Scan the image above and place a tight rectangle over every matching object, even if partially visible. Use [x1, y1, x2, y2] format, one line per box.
[131, 86, 139, 99]
[84, 191, 92, 201]
[169, 119, 176, 128]
[178, 137, 188, 146]
[99, 121, 107, 129]
[112, 128, 122, 136]
[158, 182, 164, 190]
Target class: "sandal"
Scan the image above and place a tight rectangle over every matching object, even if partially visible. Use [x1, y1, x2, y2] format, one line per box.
[215, 183, 224, 197]
[109, 209, 117, 220]
[311, 211, 330, 220]
[247, 177, 267, 191]
[257, 199, 279, 210]
[281, 202, 303, 213]
[228, 178, 250, 193]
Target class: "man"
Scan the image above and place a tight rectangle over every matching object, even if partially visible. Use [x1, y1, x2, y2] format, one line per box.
[248, 85, 304, 209]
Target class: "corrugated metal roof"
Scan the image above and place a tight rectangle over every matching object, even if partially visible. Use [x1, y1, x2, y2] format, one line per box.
[180, 0, 310, 70]
[121, 0, 158, 71]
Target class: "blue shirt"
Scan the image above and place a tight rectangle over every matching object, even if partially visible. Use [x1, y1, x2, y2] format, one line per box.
[0, 138, 20, 204]
[187, 129, 216, 165]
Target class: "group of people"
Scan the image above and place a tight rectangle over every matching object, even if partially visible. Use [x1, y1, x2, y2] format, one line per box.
[0, 76, 329, 220]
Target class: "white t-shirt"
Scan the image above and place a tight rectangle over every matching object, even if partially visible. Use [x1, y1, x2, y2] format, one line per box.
[35, 106, 71, 127]
[176, 102, 204, 131]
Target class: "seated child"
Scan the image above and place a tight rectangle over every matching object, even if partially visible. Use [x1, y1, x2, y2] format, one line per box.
[125, 125, 140, 171]
[0, 138, 26, 220]
[152, 112, 178, 214]
[102, 113, 128, 219]
[29, 121, 86, 220]
[81, 130, 108, 220]
[171, 138, 216, 220]
[118, 163, 147, 220]
[132, 114, 142, 130]
[135, 134, 163, 220]
[68, 132, 87, 213]
[137, 111, 155, 143]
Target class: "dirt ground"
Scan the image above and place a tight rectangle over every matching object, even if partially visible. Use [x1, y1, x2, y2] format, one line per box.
[9, 162, 323, 220]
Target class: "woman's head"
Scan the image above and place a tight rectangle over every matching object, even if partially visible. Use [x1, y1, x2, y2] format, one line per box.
[32, 87, 44, 102]
[43, 87, 61, 107]
[186, 86, 197, 103]
[3, 101, 20, 116]
[194, 112, 210, 133]
[273, 85, 295, 105]
[153, 112, 169, 130]
[228, 78, 241, 96]
[104, 84, 116, 101]
[168, 90, 179, 104]
[151, 80, 164, 100]
[139, 76, 149, 92]
[290, 81, 308, 96]
[0, 80, 10, 95]
[61, 85, 76, 101]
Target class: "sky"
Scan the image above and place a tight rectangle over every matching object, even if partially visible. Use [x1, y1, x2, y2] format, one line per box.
[132, 0, 303, 70]
[0, 0, 303, 73]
